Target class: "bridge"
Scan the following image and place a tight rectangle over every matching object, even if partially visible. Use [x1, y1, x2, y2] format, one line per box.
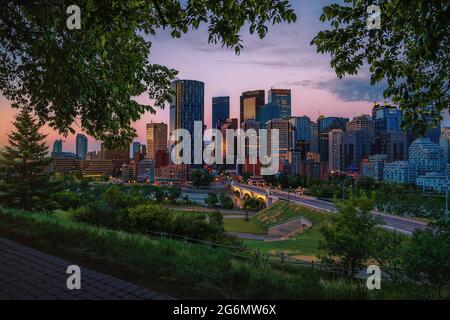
[231, 182, 428, 235]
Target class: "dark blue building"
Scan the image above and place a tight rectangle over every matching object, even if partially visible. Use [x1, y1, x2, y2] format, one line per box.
[256, 102, 284, 129]
[212, 96, 230, 129]
[132, 141, 141, 159]
[268, 89, 291, 119]
[76, 134, 88, 160]
[170, 80, 205, 165]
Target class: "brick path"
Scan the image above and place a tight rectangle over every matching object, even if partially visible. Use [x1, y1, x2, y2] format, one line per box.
[0, 237, 172, 300]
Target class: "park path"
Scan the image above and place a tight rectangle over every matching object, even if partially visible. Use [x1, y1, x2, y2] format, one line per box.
[0, 237, 172, 300]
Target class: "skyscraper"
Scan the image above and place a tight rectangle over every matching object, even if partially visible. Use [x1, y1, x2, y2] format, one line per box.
[170, 80, 205, 165]
[290, 116, 313, 161]
[318, 116, 349, 163]
[76, 134, 88, 160]
[267, 119, 292, 164]
[52, 139, 63, 153]
[146, 122, 168, 161]
[378, 131, 408, 162]
[256, 102, 284, 129]
[328, 129, 344, 172]
[132, 142, 141, 160]
[268, 89, 291, 119]
[341, 131, 373, 173]
[212, 96, 230, 129]
[240, 90, 265, 124]
[346, 115, 374, 137]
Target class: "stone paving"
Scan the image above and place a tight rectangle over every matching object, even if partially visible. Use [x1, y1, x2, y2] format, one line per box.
[0, 237, 172, 300]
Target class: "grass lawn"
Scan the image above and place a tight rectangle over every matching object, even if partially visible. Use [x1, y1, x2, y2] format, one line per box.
[223, 218, 267, 235]
[244, 201, 332, 257]
[0, 206, 445, 299]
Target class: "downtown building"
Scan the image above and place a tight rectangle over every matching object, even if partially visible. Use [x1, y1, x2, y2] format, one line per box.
[290, 116, 313, 161]
[76, 134, 88, 160]
[241, 119, 262, 176]
[240, 90, 265, 124]
[170, 80, 205, 166]
[267, 119, 293, 173]
[361, 154, 389, 181]
[268, 89, 291, 119]
[146, 122, 168, 161]
[212, 96, 230, 129]
[383, 161, 417, 184]
[317, 116, 349, 164]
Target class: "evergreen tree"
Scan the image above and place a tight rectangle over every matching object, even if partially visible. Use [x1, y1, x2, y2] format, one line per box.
[0, 108, 52, 210]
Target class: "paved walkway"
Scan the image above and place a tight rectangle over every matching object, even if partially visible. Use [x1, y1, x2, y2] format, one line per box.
[0, 237, 172, 300]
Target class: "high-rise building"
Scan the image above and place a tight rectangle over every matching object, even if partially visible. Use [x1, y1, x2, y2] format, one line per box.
[328, 129, 344, 172]
[318, 116, 349, 163]
[373, 106, 402, 133]
[361, 154, 389, 181]
[341, 131, 373, 173]
[218, 118, 239, 168]
[52, 139, 63, 154]
[256, 102, 284, 129]
[290, 116, 312, 143]
[408, 138, 445, 176]
[268, 89, 291, 119]
[384, 161, 417, 184]
[212, 96, 230, 129]
[346, 115, 374, 137]
[146, 122, 168, 161]
[132, 142, 141, 160]
[267, 119, 292, 165]
[141, 144, 147, 157]
[170, 80, 205, 165]
[373, 106, 403, 154]
[378, 131, 408, 162]
[76, 134, 88, 160]
[240, 90, 265, 124]
[310, 122, 319, 154]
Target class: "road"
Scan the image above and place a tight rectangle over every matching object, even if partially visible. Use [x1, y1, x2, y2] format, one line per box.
[235, 183, 428, 235]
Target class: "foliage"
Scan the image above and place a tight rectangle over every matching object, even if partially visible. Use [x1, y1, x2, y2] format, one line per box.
[0, 0, 296, 148]
[192, 169, 213, 187]
[243, 197, 265, 211]
[403, 221, 450, 289]
[0, 109, 53, 210]
[319, 195, 381, 278]
[206, 192, 219, 208]
[242, 172, 252, 183]
[312, 0, 450, 135]
[220, 193, 235, 209]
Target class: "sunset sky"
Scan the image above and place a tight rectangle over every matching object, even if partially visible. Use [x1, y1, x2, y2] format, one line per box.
[0, 0, 386, 153]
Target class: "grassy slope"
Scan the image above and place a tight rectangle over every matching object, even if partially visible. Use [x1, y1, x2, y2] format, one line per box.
[223, 218, 267, 235]
[170, 209, 267, 235]
[0, 207, 445, 299]
[244, 201, 332, 257]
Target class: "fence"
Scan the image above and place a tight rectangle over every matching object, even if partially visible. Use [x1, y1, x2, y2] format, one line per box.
[144, 229, 343, 274]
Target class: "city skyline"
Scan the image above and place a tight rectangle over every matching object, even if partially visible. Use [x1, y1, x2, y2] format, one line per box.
[0, 0, 384, 152]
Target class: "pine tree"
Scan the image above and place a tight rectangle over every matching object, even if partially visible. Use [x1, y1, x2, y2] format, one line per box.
[0, 108, 52, 210]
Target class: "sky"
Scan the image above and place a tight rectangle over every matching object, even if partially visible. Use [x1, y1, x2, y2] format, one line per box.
[0, 0, 386, 153]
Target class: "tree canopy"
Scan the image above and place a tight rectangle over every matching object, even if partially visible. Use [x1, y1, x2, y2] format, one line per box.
[0, 0, 296, 148]
[312, 0, 449, 134]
